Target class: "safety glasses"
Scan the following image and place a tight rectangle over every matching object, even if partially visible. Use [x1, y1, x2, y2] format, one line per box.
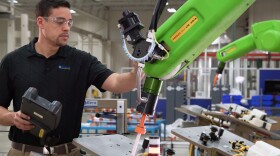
[43, 17, 73, 27]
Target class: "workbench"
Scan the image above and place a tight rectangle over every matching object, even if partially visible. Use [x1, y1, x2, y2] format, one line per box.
[81, 123, 160, 137]
[175, 104, 280, 148]
[174, 105, 227, 126]
[73, 134, 142, 156]
[172, 125, 254, 156]
[84, 118, 166, 140]
[215, 103, 278, 124]
[203, 111, 280, 148]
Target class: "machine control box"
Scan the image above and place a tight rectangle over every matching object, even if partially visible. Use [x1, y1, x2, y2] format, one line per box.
[21, 87, 62, 139]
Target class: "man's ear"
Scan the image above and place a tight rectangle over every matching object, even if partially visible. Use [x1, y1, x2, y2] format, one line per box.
[37, 17, 44, 28]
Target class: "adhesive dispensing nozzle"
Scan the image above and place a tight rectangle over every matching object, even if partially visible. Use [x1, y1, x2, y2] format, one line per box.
[213, 62, 226, 87]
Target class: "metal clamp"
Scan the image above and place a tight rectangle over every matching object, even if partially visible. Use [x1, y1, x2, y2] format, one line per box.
[43, 146, 54, 154]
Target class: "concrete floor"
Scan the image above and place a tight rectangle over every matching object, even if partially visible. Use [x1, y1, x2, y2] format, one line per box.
[0, 131, 11, 156]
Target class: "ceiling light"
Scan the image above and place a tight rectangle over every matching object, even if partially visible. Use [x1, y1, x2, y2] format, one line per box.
[70, 9, 76, 14]
[7, 0, 18, 3]
[211, 33, 231, 45]
[166, 2, 169, 5]
[167, 8, 176, 13]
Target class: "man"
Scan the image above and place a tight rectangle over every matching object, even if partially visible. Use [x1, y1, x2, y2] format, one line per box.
[0, 0, 137, 155]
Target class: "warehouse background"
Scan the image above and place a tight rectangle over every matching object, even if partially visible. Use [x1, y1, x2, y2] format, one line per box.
[0, 0, 279, 72]
[0, 0, 280, 155]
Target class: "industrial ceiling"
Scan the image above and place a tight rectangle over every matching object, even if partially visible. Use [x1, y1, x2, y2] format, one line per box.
[0, 0, 185, 19]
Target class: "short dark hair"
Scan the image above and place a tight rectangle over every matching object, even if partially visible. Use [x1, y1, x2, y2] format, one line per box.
[35, 0, 71, 18]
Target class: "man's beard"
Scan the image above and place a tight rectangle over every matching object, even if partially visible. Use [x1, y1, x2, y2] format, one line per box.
[55, 38, 67, 47]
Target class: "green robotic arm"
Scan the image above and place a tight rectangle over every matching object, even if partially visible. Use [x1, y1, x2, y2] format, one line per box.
[217, 20, 280, 62]
[119, 0, 255, 116]
[214, 20, 280, 86]
[118, 1, 256, 153]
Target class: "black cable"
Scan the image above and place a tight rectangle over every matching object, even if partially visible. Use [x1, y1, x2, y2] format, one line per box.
[149, 0, 168, 31]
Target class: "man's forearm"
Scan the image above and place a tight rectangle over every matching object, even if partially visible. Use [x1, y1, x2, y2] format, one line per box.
[115, 71, 137, 93]
[102, 71, 137, 94]
[0, 106, 15, 126]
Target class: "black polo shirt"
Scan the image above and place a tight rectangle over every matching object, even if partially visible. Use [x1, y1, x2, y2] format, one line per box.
[0, 37, 114, 146]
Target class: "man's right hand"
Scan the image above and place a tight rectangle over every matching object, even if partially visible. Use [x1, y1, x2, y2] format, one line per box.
[14, 111, 34, 130]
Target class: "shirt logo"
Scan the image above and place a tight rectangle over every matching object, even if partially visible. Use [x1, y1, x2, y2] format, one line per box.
[58, 65, 71, 70]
